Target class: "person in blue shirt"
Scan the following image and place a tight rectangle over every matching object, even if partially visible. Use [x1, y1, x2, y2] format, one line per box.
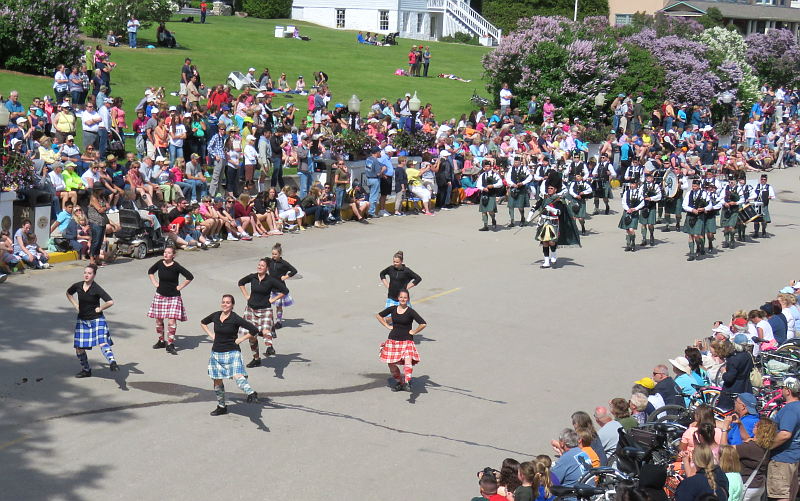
[676, 105, 687, 131]
[669, 356, 697, 406]
[720, 393, 759, 446]
[551, 429, 591, 489]
[767, 377, 800, 501]
[5, 90, 25, 122]
[364, 146, 384, 218]
[762, 302, 787, 345]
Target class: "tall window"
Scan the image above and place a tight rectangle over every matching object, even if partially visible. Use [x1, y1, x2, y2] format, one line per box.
[417, 13, 424, 32]
[379, 10, 389, 31]
[615, 14, 633, 26]
[336, 9, 345, 29]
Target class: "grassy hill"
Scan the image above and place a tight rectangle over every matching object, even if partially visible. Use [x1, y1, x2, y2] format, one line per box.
[0, 16, 492, 126]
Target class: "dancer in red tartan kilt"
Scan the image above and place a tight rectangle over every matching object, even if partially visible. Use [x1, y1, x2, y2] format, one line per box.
[376, 289, 427, 392]
[237, 257, 289, 367]
[147, 246, 193, 355]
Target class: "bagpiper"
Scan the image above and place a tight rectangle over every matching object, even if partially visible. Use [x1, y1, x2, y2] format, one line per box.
[750, 174, 775, 238]
[531, 172, 581, 268]
[567, 172, 593, 235]
[476, 160, 503, 231]
[702, 182, 724, 254]
[591, 154, 615, 215]
[618, 178, 644, 252]
[719, 176, 742, 249]
[639, 171, 663, 247]
[504, 156, 533, 228]
[682, 179, 711, 261]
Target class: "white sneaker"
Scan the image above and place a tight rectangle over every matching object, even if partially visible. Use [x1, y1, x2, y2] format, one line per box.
[379, 210, 391, 217]
[541, 257, 551, 268]
[253, 232, 262, 238]
[41, 263, 51, 269]
[550, 253, 557, 265]
[227, 233, 239, 241]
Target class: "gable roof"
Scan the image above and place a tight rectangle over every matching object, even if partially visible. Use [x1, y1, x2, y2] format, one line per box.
[661, 0, 800, 22]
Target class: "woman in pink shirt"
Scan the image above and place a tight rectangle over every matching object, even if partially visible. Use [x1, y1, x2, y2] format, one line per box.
[542, 97, 555, 121]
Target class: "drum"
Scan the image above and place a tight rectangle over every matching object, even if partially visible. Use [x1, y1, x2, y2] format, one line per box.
[739, 203, 762, 223]
[662, 170, 679, 198]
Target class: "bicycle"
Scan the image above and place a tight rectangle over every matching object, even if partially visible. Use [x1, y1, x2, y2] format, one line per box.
[647, 385, 729, 425]
[470, 89, 490, 108]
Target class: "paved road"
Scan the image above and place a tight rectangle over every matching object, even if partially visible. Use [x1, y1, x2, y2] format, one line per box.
[1, 168, 798, 500]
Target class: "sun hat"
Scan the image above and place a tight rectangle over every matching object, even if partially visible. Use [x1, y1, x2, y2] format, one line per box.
[64, 161, 77, 168]
[712, 325, 732, 338]
[106, 154, 116, 161]
[155, 155, 166, 162]
[737, 393, 758, 415]
[668, 356, 691, 374]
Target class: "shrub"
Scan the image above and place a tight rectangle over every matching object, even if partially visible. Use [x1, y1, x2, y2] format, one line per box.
[745, 29, 800, 88]
[391, 130, 435, 156]
[242, 0, 291, 19]
[0, 0, 83, 75]
[440, 32, 480, 45]
[79, 0, 180, 39]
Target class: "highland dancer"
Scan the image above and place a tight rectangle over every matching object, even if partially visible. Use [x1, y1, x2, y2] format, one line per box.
[376, 289, 427, 392]
[238, 258, 288, 367]
[267, 243, 297, 333]
[147, 246, 193, 354]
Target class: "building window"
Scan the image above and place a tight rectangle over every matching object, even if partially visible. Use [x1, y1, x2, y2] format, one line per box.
[379, 10, 389, 31]
[336, 9, 345, 29]
[417, 13, 425, 32]
[615, 14, 633, 26]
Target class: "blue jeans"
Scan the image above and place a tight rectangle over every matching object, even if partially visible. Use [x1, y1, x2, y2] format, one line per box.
[184, 179, 206, 200]
[298, 170, 312, 199]
[98, 128, 108, 159]
[664, 116, 673, 132]
[90, 223, 104, 258]
[168, 144, 183, 166]
[366, 177, 380, 216]
[270, 156, 284, 187]
[129, 32, 137, 48]
[174, 181, 192, 200]
[612, 114, 621, 132]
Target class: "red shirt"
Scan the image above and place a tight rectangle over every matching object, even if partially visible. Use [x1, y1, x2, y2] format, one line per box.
[200, 2, 207, 11]
[408, 51, 416, 64]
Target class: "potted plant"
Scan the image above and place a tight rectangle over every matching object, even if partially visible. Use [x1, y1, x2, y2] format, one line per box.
[0, 153, 36, 232]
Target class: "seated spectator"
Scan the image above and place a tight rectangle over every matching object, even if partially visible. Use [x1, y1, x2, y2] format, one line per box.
[48, 163, 77, 210]
[676, 444, 729, 501]
[198, 196, 225, 241]
[252, 188, 282, 235]
[61, 206, 88, 258]
[571, 410, 608, 466]
[610, 397, 638, 431]
[104, 155, 127, 210]
[593, 406, 622, 456]
[153, 156, 181, 203]
[551, 428, 591, 487]
[681, 406, 722, 459]
[51, 201, 76, 237]
[300, 186, 331, 229]
[157, 22, 176, 48]
[0, 230, 22, 274]
[13, 220, 50, 269]
[405, 160, 434, 215]
[216, 197, 252, 241]
[184, 153, 208, 202]
[471, 470, 506, 501]
[630, 390, 650, 425]
[106, 31, 119, 47]
[348, 183, 370, 222]
[125, 161, 155, 206]
[497, 458, 521, 499]
[277, 186, 305, 231]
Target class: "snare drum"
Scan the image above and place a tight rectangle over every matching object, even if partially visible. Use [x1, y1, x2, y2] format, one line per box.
[739, 203, 762, 223]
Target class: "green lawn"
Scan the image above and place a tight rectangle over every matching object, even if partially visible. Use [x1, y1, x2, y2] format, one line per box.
[0, 16, 491, 128]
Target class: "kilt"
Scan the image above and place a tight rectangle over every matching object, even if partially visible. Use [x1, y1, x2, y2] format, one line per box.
[761, 204, 771, 223]
[683, 214, 704, 235]
[379, 339, 420, 365]
[703, 215, 717, 233]
[241, 306, 273, 334]
[640, 206, 657, 225]
[147, 293, 188, 321]
[618, 213, 640, 230]
[672, 194, 683, 216]
[506, 190, 530, 209]
[271, 291, 294, 307]
[535, 219, 559, 242]
[385, 298, 413, 308]
[207, 350, 248, 379]
[721, 209, 739, 228]
[478, 195, 497, 213]
[74, 317, 113, 348]
[601, 181, 613, 200]
[569, 198, 587, 219]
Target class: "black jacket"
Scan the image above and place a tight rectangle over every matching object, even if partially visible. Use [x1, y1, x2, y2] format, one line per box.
[721, 351, 754, 395]
[654, 377, 684, 407]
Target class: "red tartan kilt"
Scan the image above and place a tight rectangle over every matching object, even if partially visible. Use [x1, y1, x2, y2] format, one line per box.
[379, 339, 420, 365]
[147, 293, 188, 321]
[241, 306, 273, 334]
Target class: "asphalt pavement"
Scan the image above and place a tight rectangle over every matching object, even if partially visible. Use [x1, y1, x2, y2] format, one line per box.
[0, 168, 798, 500]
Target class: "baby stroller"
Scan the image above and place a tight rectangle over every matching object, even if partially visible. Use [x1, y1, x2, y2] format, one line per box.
[114, 207, 168, 259]
[108, 128, 125, 159]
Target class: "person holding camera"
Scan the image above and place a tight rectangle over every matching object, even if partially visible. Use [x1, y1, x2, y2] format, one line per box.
[471, 468, 506, 501]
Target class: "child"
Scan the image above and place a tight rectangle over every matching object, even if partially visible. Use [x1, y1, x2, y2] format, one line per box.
[24, 233, 51, 269]
[393, 156, 408, 216]
[719, 445, 743, 501]
[515, 461, 537, 501]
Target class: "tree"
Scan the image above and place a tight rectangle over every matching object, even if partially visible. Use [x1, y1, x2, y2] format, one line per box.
[79, 0, 180, 39]
[482, 0, 609, 35]
[610, 44, 665, 113]
[745, 29, 800, 88]
[0, 0, 83, 75]
[242, 0, 291, 19]
[697, 7, 723, 29]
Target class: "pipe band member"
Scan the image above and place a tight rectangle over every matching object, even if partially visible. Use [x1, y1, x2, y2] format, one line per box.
[703, 181, 724, 254]
[376, 289, 426, 392]
[639, 171, 663, 247]
[238, 258, 289, 367]
[476, 160, 502, 232]
[504, 156, 532, 228]
[567, 172, 593, 235]
[533, 173, 581, 268]
[147, 246, 193, 354]
[750, 174, 775, 238]
[66, 264, 117, 378]
[201, 294, 260, 416]
[719, 176, 743, 249]
[379, 250, 422, 308]
[591, 154, 615, 215]
[618, 179, 644, 252]
[682, 178, 711, 261]
[267, 242, 297, 332]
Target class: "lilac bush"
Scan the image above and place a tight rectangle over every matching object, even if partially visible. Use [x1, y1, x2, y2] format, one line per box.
[0, 0, 83, 75]
[745, 29, 800, 87]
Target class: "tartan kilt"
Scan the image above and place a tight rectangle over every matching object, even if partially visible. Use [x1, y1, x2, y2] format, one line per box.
[385, 298, 413, 308]
[74, 317, 113, 348]
[640, 206, 657, 225]
[683, 214, 704, 235]
[208, 350, 248, 379]
[761, 205, 771, 223]
[271, 291, 294, 308]
[618, 213, 640, 230]
[721, 210, 739, 228]
[479, 195, 497, 213]
[241, 306, 273, 334]
[671, 194, 683, 216]
[506, 190, 530, 209]
[703, 215, 717, 234]
[536, 219, 559, 242]
[379, 339, 420, 365]
[147, 293, 188, 321]
[602, 181, 614, 200]
[569, 198, 587, 219]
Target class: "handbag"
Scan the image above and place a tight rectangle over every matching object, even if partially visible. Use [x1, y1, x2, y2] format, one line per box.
[750, 354, 763, 388]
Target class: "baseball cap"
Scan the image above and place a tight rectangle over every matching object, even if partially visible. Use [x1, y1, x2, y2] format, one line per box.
[15, 117, 27, 124]
[737, 393, 758, 415]
[780, 286, 795, 294]
[169, 106, 177, 111]
[10, 138, 21, 147]
[732, 317, 748, 328]
[248, 67, 255, 72]
[66, 135, 74, 141]
[183, 112, 191, 118]
[104, 98, 114, 104]
[782, 377, 800, 392]
[246, 135, 256, 141]
[440, 150, 451, 157]
[155, 155, 166, 162]
[634, 377, 656, 389]
[64, 161, 77, 168]
[256, 93, 264, 98]
[220, 105, 230, 111]
[733, 333, 750, 345]
[370, 146, 381, 154]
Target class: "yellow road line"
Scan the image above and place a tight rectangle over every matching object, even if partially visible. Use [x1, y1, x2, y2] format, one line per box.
[415, 287, 461, 304]
[0, 434, 30, 451]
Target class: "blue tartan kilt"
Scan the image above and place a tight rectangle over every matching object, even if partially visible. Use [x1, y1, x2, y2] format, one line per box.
[385, 298, 413, 308]
[74, 317, 112, 348]
[208, 350, 247, 380]
[271, 291, 294, 307]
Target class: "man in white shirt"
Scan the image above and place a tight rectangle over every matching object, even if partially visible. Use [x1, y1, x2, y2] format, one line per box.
[593, 406, 621, 456]
[127, 15, 140, 48]
[499, 83, 513, 115]
[743, 117, 760, 148]
[98, 98, 113, 159]
[80, 102, 102, 151]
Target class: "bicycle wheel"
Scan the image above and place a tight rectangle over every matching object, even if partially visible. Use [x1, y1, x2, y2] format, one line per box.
[579, 468, 629, 488]
[647, 405, 689, 423]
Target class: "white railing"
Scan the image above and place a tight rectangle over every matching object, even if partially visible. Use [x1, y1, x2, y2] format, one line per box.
[427, 0, 501, 43]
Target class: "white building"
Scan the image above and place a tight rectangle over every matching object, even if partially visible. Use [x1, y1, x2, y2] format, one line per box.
[291, 0, 501, 46]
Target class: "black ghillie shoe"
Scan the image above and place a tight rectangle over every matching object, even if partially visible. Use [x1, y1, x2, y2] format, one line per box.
[75, 369, 92, 378]
[246, 358, 261, 368]
[246, 392, 259, 403]
[210, 406, 228, 416]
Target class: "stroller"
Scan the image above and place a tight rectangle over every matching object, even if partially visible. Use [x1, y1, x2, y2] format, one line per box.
[381, 32, 399, 46]
[107, 128, 126, 159]
[114, 207, 168, 259]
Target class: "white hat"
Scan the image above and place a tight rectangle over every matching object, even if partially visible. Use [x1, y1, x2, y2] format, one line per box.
[668, 356, 691, 374]
[246, 135, 256, 141]
[10, 138, 21, 147]
[155, 155, 166, 162]
[439, 150, 451, 157]
[256, 93, 265, 98]
[405, 92, 411, 97]
[248, 67, 256, 72]
[384, 145, 396, 153]
[712, 325, 732, 338]
[703, 125, 712, 131]
[60, 102, 70, 108]
[183, 112, 191, 118]
[387, 129, 398, 135]
[104, 98, 114, 104]
[15, 117, 27, 124]
[66, 135, 74, 141]
[169, 106, 177, 111]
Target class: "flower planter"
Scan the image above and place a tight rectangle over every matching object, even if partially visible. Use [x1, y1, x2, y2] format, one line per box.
[0, 190, 17, 234]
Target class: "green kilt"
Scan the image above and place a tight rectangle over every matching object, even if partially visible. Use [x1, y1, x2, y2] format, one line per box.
[761, 204, 771, 223]
[507, 189, 530, 209]
[594, 180, 613, 200]
[664, 193, 682, 216]
[640, 205, 657, 225]
[618, 212, 640, 230]
[569, 198, 587, 219]
[479, 195, 497, 213]
[720, 208, 739, 228]
[703, 214, 717, 234]
[683, 213, 704, 235]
